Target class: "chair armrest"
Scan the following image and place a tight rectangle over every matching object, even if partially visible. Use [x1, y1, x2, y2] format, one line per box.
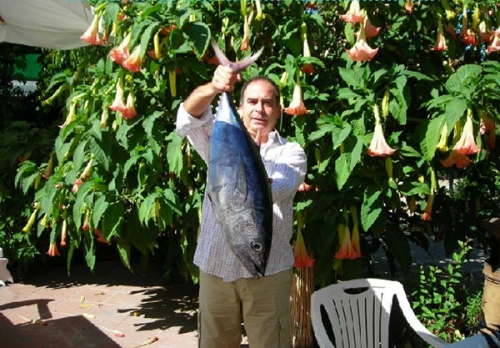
[394, 284, 447, 348]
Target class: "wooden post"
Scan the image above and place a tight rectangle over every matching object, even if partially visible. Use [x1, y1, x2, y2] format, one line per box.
[290, 266, 314, 348]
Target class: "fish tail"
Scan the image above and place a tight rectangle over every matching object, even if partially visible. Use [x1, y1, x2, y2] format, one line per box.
[211, 39, 264, 72]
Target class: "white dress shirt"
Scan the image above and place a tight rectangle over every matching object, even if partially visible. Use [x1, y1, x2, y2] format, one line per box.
[176, 103, 307, 282]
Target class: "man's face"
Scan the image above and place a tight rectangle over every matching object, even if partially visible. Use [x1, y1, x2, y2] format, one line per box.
[239, 79, 281, 141]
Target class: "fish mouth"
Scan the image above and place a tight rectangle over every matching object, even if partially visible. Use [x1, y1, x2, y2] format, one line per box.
[235, 250, 266, 277]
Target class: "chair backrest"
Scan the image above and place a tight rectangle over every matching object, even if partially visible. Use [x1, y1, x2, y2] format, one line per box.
[311, 278, 398, 348]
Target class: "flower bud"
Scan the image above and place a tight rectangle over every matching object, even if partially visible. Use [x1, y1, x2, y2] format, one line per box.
[382, 89, 390, 118]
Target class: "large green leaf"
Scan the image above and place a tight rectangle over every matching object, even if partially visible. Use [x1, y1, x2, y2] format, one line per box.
[72, 138, 88, 170]
[335, 153, 350, 190]
[445, 64, 482, 94]
[101, 200, 124, 239]
[139, 192, 158, 226]
[73, 181, 95, 229]
[117, 240, 133, 273]
[308, 123, 336, 142]
[336, 88, 360, 101]
[443, 98, 467, 129]
[139, 21, 160, 59]
[85, 244, 96, 272]
[334, 135, 362, 190]
[92, 194, 109, 229]
[422, 116, 444, 162]
[166, 131, 184, 177]
[361, 186, 383, 231]
[183, 22, 211, 59]
[332, 124, 352, 150]
[89, 137, 110, 171]
[338, 67, 364, 89]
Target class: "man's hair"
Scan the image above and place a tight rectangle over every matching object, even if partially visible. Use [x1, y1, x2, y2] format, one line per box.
[239, 76, 280, 105]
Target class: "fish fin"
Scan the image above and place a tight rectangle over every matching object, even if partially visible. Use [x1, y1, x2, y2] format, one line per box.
[210, 40, 231, 67]
[211, 40, 264, 72]
[234, 153, 248, 201]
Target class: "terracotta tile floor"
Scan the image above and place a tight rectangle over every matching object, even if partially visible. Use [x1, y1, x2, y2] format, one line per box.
[0, 260, 200, 348]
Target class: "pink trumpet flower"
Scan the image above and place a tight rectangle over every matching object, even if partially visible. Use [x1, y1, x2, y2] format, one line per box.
[80, 14, 102, 45]
[59, 102, 77, 128]
[480, 114, 496, 150]
[284, 78, 308, 116]
[347, 17, 379, 61]
[351, 224, 361, 257]
[432, 22, 447, 51]
[60, 219, 67, 247]
[453, 112, 480, 155]
[479, 22, 493, 43]
[297, 182, 313, 192]
[334, 224, 361, 260]
[293, 228, 315, 268]
[109, 78, 127, 112]
[300, 22, 314, 74]
[122, 46, 142, 73]
[110, 33, 132, 65]
[404, 0, 414, 14]
[71, 178, 83, 193]
[367, 122, 396, 156]
[440, 150, 473, 169]
[367, 105, 396, 157]
[340, 1, 365, 24]
[364, 18, 381, 39]
[355, 17, 380, 39]
[422, 194, 434, 221]
[460, 29, 477, 46]
[486, 30, 500, 54]
[301, 38, 314, 74]
[47, 242, 60, 257]
[121, 91, 138, 119]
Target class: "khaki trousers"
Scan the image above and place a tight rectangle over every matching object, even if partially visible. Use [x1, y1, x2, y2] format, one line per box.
[198, 269, 292, 348]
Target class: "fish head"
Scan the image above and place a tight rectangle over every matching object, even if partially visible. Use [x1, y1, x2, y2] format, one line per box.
[232, 236, 268, 277]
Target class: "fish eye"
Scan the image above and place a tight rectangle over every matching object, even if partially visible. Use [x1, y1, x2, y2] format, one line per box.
[251, 242, 262, 251]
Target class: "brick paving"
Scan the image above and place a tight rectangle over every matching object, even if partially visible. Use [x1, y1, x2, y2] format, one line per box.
[0, 240, 487, 348]
[0, 260, 200, 348]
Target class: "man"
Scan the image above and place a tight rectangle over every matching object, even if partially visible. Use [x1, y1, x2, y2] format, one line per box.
[176, 64, 307, 348]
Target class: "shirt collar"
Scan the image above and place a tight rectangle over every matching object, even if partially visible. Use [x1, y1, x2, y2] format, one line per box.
[262, 129, 286, 150]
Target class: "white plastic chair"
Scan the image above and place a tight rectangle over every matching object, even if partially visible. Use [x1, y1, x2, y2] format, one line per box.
[0, 247, 13, 286]
[311, 278, 447, 348]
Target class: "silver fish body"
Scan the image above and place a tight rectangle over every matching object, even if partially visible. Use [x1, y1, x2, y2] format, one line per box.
[207, 92, 273, 277]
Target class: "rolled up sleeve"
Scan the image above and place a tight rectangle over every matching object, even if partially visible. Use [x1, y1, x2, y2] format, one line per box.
[268, 142, 307, 204]
[176, 103, 214, 163]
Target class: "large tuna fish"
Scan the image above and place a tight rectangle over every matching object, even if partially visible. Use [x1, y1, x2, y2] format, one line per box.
[207, 41, 272, 277]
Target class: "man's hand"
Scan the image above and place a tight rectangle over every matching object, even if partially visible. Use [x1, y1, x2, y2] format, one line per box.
[211, 66, 241, 93]
[182, 65, 241, 118]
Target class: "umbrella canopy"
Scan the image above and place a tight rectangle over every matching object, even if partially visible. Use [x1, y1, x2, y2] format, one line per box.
[0, 0, 93, 50]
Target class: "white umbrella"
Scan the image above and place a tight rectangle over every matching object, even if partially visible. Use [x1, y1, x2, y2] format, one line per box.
[0, 0, 93, 50]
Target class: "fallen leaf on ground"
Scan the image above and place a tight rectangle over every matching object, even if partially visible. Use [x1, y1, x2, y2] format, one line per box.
[83, 313, 95, 319]
[133, 337, 159, 347]
[18, 315, 47, 326]
[100, 326, 125, 337]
